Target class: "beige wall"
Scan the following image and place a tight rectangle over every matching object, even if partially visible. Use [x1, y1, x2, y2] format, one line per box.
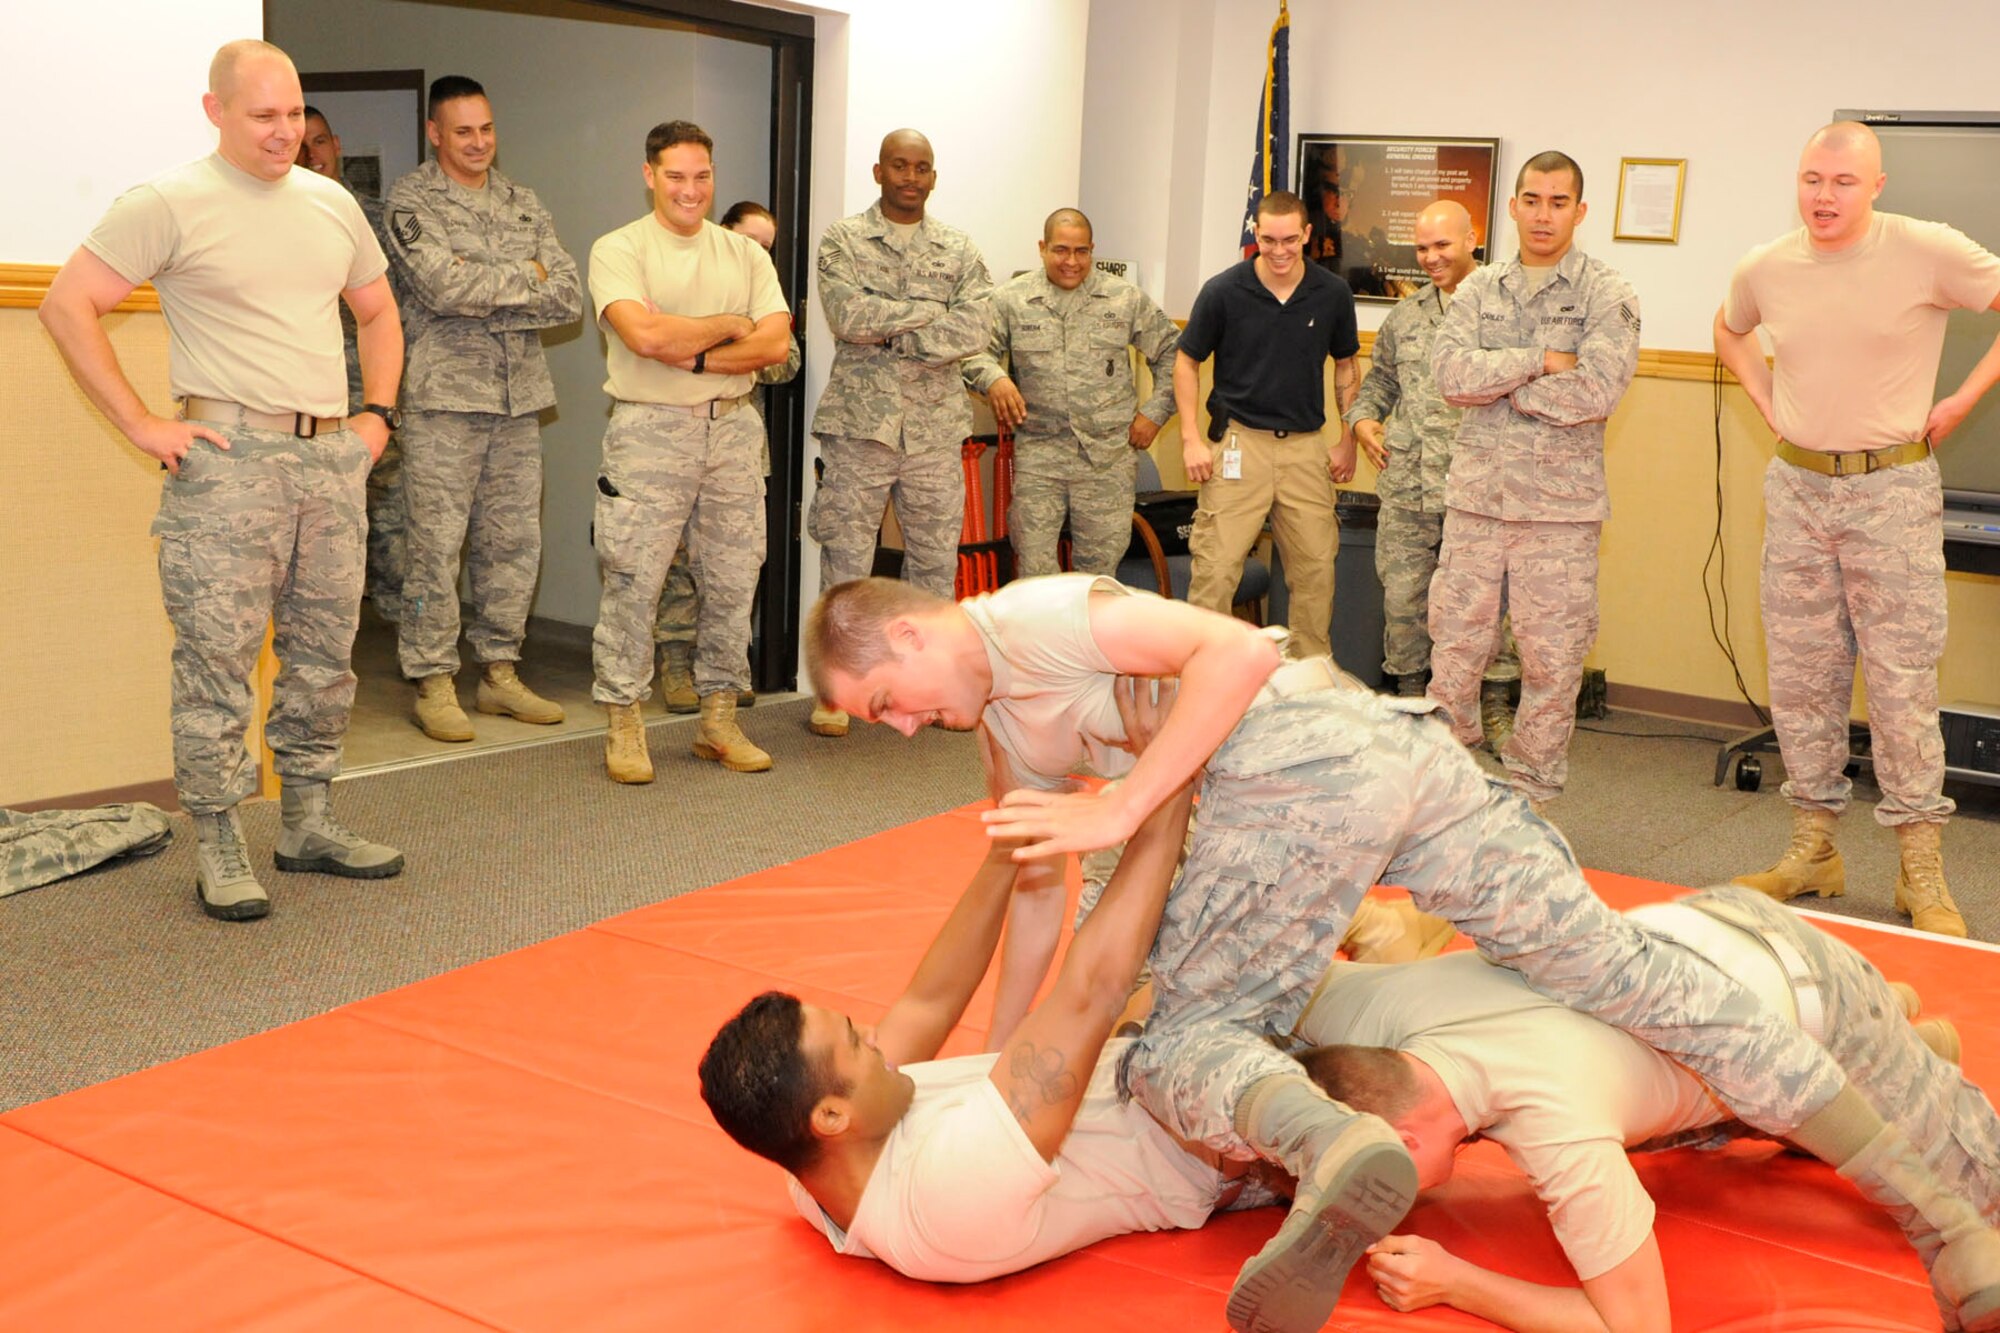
[0, 307, 177, 807]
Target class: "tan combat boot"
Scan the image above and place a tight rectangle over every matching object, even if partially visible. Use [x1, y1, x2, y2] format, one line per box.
[1340, 898, 1457, 965]
[1733, 806, 1844, 901]
[693, 693, 772, 773]
[657, 641, 700, 714]
[1894, 821, 1967, 938]
[1915, 1017, 1963, 1066]
[604, 702, 654, 784]
[475, 662, 564, 725]
[274, 780, 405, 878]
[1480, 679, 1516, 755]
[413, 674, 474, 742]
[809, 704, 849, 737]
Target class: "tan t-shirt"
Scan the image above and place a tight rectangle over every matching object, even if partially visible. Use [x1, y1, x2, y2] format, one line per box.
[588, 214, 788, 404]
[84, 154, 387, 418]
[961, 574, 1141, 792]
[1723, 212, 2000, 451]
[785, 1040, 1221, 1282]
[1297, 950, 1732, 1280]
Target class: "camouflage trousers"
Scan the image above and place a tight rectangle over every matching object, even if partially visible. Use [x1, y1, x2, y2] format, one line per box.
[365, 434, 406, 620]
[1119, 682, 1845, 1161]
[150, 427, 372, 813]
[1376, 502, 1519, 683]
[1428, 509, 1599, 801]
[656, 414, 772, 646]
[1009, 448, 1137, 579]
[810, 433, 963, 598]
[397, 410, 543, 679]
[592, 401, 766, 704]
[1762, 455, 1953, 825]
[1188, 422, 1337, 659]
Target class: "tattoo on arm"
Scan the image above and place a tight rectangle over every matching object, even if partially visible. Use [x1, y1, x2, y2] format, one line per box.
[1006, 1043, 1079, 1127]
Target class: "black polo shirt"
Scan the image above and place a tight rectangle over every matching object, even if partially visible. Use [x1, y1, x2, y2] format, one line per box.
[1179, 259, 1358, 434]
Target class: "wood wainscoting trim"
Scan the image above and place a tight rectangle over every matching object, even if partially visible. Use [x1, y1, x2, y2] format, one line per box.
[1, 263, 159, 313]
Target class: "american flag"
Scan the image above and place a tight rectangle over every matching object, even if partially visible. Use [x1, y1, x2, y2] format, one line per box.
[1238, 2, 1291, 258]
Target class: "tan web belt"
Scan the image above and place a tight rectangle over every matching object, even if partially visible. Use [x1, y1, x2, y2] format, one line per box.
[1776, 438, 1930, 477]
[180, 396, 343, 439]
[652, 394, 753, 419]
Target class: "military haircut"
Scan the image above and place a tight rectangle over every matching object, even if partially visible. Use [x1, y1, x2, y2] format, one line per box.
[208, 39, 293, 102]
[1298, 1044, 1424, 1121]
[1255, 190, 1309, 225]
[646, 119, 714, 162]
[427, 74, 486, 122]
[699, 991, 847, 1175]
[303, 104, 327, 126]
[803, 577, 951, 704]
[1515, 150, 1584, 200]
[1044, 208, 1093, 242]
[720, 199, 775, 229]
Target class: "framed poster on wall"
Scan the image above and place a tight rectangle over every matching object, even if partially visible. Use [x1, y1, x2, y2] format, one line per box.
[1294, 134, 1500, 303]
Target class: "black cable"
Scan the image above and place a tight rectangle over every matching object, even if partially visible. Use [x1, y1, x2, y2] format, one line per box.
[1701, 357, 1772, 728]
[1577, 724, 1728, 743]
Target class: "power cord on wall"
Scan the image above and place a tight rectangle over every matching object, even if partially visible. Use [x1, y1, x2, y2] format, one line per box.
[1703, 356, 1772, 729]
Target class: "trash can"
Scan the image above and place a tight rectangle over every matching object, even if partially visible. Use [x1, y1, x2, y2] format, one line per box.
[1262, 491, 1386, 686]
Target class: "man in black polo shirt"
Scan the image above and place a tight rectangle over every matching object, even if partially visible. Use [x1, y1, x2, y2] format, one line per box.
[1175, 191, 1359, 658]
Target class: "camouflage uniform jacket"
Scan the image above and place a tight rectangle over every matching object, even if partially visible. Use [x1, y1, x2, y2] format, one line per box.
[810, 202, 994, 452]
[340, 190, 389, 410]
[962, 268, 1178, 471]
[2, 803, 172, 896]
[1343, 280, 1460, 514]
[1431, 248, 1640, 522]
[383, 161, 583, 416]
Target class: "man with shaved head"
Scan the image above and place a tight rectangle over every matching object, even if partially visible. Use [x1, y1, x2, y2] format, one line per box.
[963, 208, 1179, 579]
[807, 129, 994, 738]
[1345, 200, 1519, 746]
[40, 39, 406, 920]
[1716, 121, 2000, 938]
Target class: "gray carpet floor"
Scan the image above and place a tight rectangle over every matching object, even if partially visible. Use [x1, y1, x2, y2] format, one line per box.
[5, 701, 1995, 1111]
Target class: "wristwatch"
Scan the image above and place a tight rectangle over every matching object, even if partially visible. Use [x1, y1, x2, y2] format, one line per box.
[353, 403, 402, 431]
[692, 350, 708, 375]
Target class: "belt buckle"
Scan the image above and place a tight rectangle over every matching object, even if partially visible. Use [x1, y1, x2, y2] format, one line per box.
[1863, 448, 1884, 475]
[294, 412, 318, 440]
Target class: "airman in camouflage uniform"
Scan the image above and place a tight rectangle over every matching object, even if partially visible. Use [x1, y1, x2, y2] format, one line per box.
[808, 129, 993, 736]
[1429, 153, 1639, 805]
[383, 76, 582, 740]
[39, 39, 406, 921]
[589, 122, 794, 783]
[1716, 123, 2000, 940]
[654, 200, 803, 713]
[300, 105, 406, 623]
[961, 208, 1178, 578]
[1345, 201, 1518, 735]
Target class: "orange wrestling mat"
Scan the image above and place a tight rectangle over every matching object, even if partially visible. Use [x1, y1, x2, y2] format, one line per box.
[5, 805, 1997, 1331]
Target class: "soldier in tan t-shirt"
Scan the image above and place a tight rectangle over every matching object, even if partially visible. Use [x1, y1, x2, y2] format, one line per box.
[39, 39, 406, 922]
[586, 120, 792, 783]
[1715, 122, 2000, 938]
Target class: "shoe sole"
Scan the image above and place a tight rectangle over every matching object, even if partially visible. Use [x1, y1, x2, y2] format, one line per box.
[1890, 981, 1923, 1021]
[1916, 1017, 1963, 1065]
[808, 722, 848, 738]
[195, 883, 269, 921]
[415, 719, 475, 742]
[1225, 1140, 1416, 1333]
[272, 852, 406, 879]
[692, 741, 772, 773]
[660, 699, 700, 715]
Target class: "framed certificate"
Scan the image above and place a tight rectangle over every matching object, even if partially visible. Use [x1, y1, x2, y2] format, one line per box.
[1613, 158, 1686, 243]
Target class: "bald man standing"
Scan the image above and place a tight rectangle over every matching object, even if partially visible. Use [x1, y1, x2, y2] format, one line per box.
[808, 129, 994, 737]
[39, 40, 406, 920]
[1345, 202, 1518, 745]
[1716, 122, 2000, 937]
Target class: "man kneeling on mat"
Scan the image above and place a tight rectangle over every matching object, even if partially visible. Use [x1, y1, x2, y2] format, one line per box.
[699, 702, 1305, 1303]
[1300, 885, 1997, 1332]
[805, 572, 2000, 1333]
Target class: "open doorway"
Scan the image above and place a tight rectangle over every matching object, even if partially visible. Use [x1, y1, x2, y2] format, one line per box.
[266, 0, 813, 771]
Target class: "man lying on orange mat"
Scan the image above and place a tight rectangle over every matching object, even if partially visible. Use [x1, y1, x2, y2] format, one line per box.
[1301, 888, 1997, 1332]
[700, 691, 1305, 1299]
